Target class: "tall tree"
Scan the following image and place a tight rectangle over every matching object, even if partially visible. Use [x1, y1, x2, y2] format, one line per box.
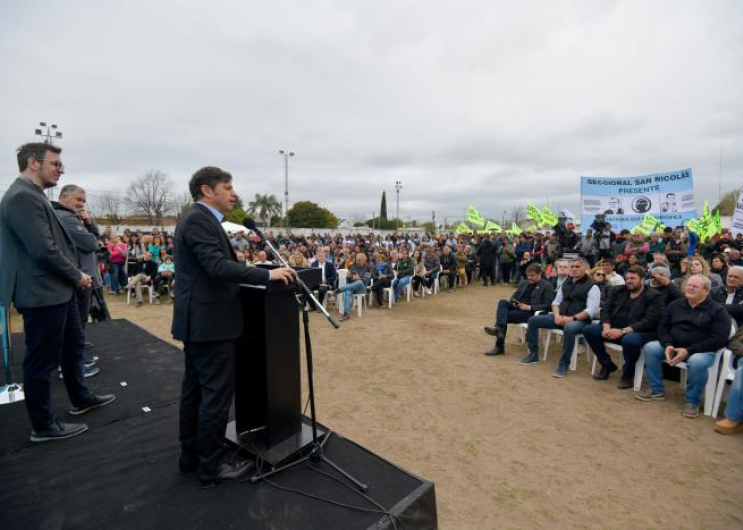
[127, 170, 172, 225]
[247, 193, 282, 224]
[95, 191, 125, 225]
[171, 191, 193, 222]
[287, 201, 338, 228]
[380, 191, 388, 220]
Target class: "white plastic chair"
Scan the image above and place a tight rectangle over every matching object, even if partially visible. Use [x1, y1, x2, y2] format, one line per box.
[588, 342, 643, 391]
[382, 272, 397, 309]
[636, 336, 731, 416]
[126, 283, 153, 305]
[712, 348, 737, 417]
[352, 290, 368, 317]
[543, 329, 591, 371]
[335, 269, 348, 315]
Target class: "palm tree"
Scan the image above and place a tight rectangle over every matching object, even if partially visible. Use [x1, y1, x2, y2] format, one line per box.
[247, 193, 282, 225]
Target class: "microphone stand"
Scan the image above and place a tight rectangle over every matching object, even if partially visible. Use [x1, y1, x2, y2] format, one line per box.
[248, 227, 367, 491]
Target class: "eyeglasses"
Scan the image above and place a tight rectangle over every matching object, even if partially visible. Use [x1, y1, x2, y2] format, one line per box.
[42, 160, 64, 170]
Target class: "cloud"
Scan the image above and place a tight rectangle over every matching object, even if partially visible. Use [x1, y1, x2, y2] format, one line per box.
[1, 0, 741, 224]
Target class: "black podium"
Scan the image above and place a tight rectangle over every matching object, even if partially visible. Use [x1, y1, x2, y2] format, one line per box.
[225, 268, 323, 466]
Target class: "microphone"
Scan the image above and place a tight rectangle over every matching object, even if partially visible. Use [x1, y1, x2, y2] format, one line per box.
[242, 218, 265, 241]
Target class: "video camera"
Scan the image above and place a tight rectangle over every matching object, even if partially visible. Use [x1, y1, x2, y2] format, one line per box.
[591, 213, 610, 233]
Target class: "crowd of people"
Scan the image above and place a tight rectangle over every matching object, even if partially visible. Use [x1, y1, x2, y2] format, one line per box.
[3, 140, 740, 494]
[89, 209, 743, 436]
[479, 226, 743, 437]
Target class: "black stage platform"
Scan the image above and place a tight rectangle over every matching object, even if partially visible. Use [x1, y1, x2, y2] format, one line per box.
[0, 320, 437, 530]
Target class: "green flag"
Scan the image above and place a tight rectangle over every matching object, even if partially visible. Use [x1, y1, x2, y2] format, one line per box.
[541, 207, 558, 227]
[467, 205, 485, 227]
[508, 222, 523, 235]
[484, 220, 502, 232]
[526, 202, 543, 225]
[455, 222, 470, 235]
[632, 225, 651, 236]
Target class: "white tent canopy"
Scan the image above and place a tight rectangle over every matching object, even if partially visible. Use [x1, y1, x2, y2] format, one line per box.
[221, 221, 248, 234]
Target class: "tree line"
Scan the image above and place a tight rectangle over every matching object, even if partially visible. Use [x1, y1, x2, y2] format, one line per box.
[89, 169, 340, 228]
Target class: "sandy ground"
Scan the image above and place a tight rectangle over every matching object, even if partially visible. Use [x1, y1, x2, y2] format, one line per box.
[17, 285, 743, 529]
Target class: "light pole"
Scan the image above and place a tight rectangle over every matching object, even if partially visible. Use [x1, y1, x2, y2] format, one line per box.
[279, 150, 295, 228]
[35, 122, 63, 200]
[34, 121, 63, 145]
[395, 181, 402, 232]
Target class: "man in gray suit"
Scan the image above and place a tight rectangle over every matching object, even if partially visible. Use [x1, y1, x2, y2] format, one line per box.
[0, 143, 115, 442]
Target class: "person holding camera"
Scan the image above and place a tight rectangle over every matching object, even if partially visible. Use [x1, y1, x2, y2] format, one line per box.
[483, 263, 555, 356]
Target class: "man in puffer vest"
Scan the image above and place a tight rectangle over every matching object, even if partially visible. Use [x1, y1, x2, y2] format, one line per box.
[520, 258, 601, 378]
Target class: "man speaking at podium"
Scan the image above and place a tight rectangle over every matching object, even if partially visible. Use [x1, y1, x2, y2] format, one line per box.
[172, 166, 295, 488]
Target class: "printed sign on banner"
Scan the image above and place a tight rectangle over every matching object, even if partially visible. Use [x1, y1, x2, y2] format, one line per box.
[731, 186, 743, 237]
[580, 169, 695, 232]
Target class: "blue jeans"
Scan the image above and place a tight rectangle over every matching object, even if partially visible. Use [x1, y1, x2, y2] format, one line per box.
[582, 323, 646, 376]
[642, 340, 716, 405]
[339, 280, 367, 315]
[393, 276, 411, 301]
[110, 262, 125, 293]
[527, 314, 588, 367]
[724, 364, 743, 422]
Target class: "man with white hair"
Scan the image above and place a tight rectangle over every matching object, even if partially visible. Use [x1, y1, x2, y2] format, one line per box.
[637, 275, 731, 418]
[711, 266, 743, 327]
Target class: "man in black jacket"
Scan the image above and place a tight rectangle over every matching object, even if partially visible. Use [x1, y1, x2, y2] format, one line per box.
[310, 250, 337, 306]
[582, 266, 664, 388]
[173, 166, 295, 488]
[649, 266, 684, 304]
[636, 275, 731, 418]
[477, 235, 496, 286]
[483, 263, 555, 356]
[440, 245, 458, 291]
[711, 266, 743, 327]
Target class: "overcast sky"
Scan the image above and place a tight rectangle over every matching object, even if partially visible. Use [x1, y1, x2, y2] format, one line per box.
[1, 0, 741, 224]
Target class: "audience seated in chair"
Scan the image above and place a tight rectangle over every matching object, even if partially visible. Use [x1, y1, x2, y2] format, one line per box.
[483, 263, 555, 356]
[582, 265, 663, 388]
[520, 257, 600, 378]
[636, 275, 731, 419]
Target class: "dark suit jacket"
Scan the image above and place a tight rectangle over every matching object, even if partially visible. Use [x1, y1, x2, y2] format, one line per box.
[601, 285, 664, 340]
[510, 278, 555, 313]
[711, 285, 743, 327]
[171, 204, 271, 343]
[311, 260, 337, 287]
[0, 178, 81, 308]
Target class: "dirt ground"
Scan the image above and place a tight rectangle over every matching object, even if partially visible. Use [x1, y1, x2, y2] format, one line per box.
[27, 285, 743, 529]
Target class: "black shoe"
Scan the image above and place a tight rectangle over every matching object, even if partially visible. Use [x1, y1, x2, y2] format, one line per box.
[484, 345, 505, 356]
[593, 361, 619, 381]
[30, 420, 88, 442]
[617, 373, 634, 389]
[179, 454, 198, 473]
[484, 326, 498, 336]
[85, 341, 94, 349]
[68, 394, 116, 416]
[83, 356, 98, 368]
[199, 459, 254, 488]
